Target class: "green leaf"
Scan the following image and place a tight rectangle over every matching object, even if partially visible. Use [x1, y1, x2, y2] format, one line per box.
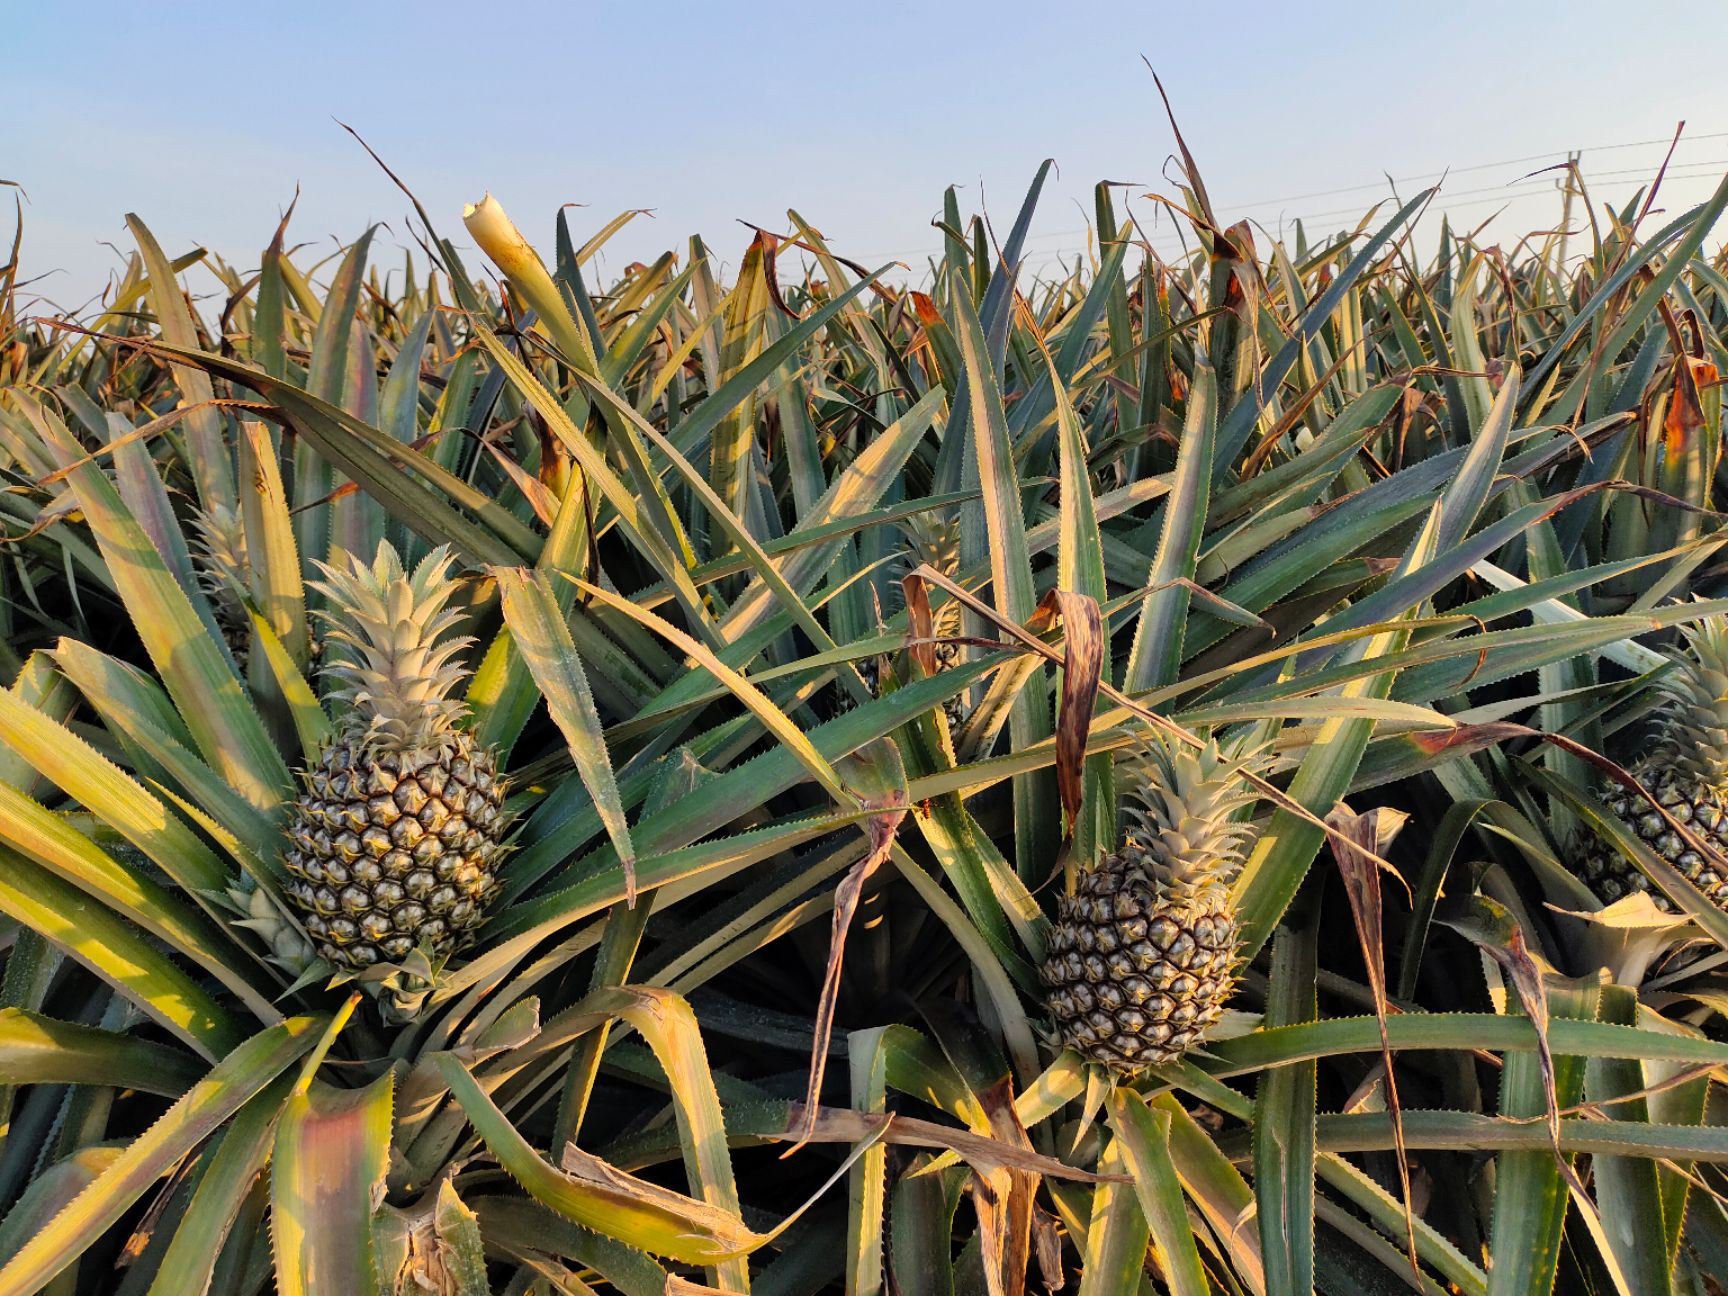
[0, 845, 241, 1056]
[947, 262, 1053, 880]
[1253, 923, 1317, 1295]
[1204, 1012, 1728, 1073]
[0, 1007, 200, 1096]
[145, 1075, 291, 1296]
[495, 569, 635, 892]
[432, 1051, 765, 1265]
[1488, 966, 1604, 1296]
[125, 213, 235, 514]
[1232, 367, 1520, 961]
[847, 1027, 893, 1296]
[1071, 1139, 1148, 1296]
[272, 1071, 394, 1296]
[1586, 984, 1675, 1296]
[1107, 1091, 1208, 1296]
[1125, 352, 1215, 692]
[0, 775, 269, 1018]
[0, 1015, 321, 1294]
[141, 342, 534, 566]
[0, 681, 231, 895]
[432, 1181, 492, 1296]
[21, 397, 292, 809]
[238, 418, 311, 665]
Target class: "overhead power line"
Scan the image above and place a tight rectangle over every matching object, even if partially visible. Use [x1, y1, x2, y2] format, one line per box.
[842, 129, 1728, 266]
[1223, 130, 1728, 211]
[1265, 161, 1728, 229]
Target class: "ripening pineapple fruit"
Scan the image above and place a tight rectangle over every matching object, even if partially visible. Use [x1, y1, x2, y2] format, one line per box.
[192, 504, 254, 670]
[1040, 734, 1265, 1073]
[283, 544, 507, 971]
[906, 510, 968, 728]
[853, 510, 969, 727]
[1570, 620, 1728, 911]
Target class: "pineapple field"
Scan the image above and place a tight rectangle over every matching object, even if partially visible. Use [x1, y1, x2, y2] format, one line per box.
[6, 146, 1728, 1296]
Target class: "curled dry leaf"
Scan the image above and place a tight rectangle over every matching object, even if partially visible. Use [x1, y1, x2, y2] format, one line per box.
[789, 738, 910, 1154]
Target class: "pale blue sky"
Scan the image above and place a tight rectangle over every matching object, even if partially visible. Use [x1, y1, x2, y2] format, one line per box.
[10, 0, 1728, 310]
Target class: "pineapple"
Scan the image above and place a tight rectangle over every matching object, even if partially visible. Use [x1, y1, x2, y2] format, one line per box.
[283, 543, 507, 971]
[1040, 733, 1264, 1074]
[853, 509, 969, 728]
[1570, 619, 1728, 911]
[191, 503, 254, 670]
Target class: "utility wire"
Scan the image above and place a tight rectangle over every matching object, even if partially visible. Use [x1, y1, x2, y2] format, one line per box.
[1271, 163, 1728, 231]
[847, 130, 1728, 265]
[1224, 130, 1728, 210]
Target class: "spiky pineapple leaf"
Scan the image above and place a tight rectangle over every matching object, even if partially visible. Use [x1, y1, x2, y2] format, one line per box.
[124, 214, 235, 514]
[496, 568, 635, 889]
[20, 396, 292, 809]
[49, 639, 284, 864]
[432, 1050, 763, 1265]
[144, 1074, 291, 1296]
[1107, 1091, 1208, 1296]
[1204, 1013, 1728, 1073]
[0, 1015, 321, 1294]
[431, 1181, 492, 1296]
[0, 1007, 201, 1096]
[1253, 922, 1319, 1295]
[136, 341, 535, 566]
[1232, 367, 1520, 961]
[272, 1071, 394, 1296]
[0, 845, 241, 1055]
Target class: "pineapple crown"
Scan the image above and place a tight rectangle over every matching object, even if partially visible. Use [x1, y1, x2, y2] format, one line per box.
[901, 508, 961, 575]
[1117, 730, 1267, 904]
[899, 508, 963, 633]
[311, 543, 475, 757]
[191, 504, 251, 596]
[1655, 617, 1728, 782]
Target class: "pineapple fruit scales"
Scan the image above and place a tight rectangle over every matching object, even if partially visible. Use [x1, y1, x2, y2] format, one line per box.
[1573, 619, 1728, 911]
[1041, 733, 1264, 1074]
[283, 543, 507, 970]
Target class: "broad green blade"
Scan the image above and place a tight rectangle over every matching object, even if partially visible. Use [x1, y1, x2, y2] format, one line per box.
[432, 1051, 764, 1265]
[1125, 351, 1216, 692]
[1203, 1012, 1728, 1074]
[1107, 1092, 1208, 1296]
[22, 397, 292, 808]
[0, 1015, 321, 1295]
[1072, 1139, 1148, 1296]
[0, 775, 268, 1017]
[0, 1007, 200, 1096]
[1486, 974, 1601, 1296]
[1253, 923, 1318, 1294]
[272, 1072, 394, 1296]
[947, 262, 1053, 880]
[431, 1181, 492, 1296]
[846, 1028, 893, 1296]
[0, 845, 241, 1056]
[1232, 368, 1519, 961]
[1586, 985, 1675, 1296]
[585, 985, 750, 1291]
[146, 1074, 292, 1296]
[495, 569, 635, 887]
[0, 682, 230, 894]
[139, 342, 534, 566]
[125, 214, 236, 514]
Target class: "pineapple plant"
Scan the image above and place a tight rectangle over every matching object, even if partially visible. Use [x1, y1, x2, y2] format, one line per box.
[284, 542, 508, 971]
[1040, 732, 1264, 1073]
[11, 162, 1728, 1296]
[1570, 618, 1728, 911]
